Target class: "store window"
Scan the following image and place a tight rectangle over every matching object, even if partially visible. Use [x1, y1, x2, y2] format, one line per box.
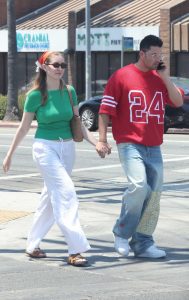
[17, 53, 27, 91]
[92, 52, 108, 96]
[76, 52, 85, 99]
[17, 52, 38, 92]
[176, 52, 189, 78]
[27, 53, 38, 86]
[91, 52, 122, 96]
[0, 53, 7, 94]
[123, 51, 138, 66]
[76, 51, 138, 99]
[109, 52, 121, 75]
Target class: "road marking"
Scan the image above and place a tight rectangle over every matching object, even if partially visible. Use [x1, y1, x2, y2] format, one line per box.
[1, 155, 189, 181]
[1, 132, 189, 143]
[163, 154, 186, 156]
[78, 149, 118, 154]
[163, 157, 189, 162]
[1, 145, 32, 149]
[0, 164, 121, 180]
[1, 144, 189, 158]
[0, 134, 34, 137]
[73, 164, 121, 172]
[0, 145, 118, 153]
[174, 168, 189, 173]
[1, 131, 189, 140]
[0, 173, 40, 180]
[163, 139, 189, 143]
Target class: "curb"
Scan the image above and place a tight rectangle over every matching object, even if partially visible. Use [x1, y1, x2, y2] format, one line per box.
[167, 128, 189, 134]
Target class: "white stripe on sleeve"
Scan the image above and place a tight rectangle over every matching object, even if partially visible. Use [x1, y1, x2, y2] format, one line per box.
[102, 95, 117, 108]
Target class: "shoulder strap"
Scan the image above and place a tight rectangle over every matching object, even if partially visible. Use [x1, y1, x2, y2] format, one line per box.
[66, 84, 74, 112]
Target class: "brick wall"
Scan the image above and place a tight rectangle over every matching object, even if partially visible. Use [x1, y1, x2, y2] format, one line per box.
[160, 0, 189, 75]
[160, 7, 171, 73]
[0, 0, 55, 26]
[0, 0, 6, 26]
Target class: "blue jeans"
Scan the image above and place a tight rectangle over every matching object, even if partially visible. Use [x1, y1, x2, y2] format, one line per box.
[113, 143, 163, 255]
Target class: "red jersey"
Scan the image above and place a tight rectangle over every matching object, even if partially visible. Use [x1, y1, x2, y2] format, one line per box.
[99, 64, 176, 146]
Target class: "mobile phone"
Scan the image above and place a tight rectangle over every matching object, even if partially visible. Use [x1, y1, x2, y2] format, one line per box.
[157, 61, 165, 70]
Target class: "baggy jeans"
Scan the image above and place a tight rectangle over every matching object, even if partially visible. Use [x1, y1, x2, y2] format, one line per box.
[113, 143, 163, 255]
[26, 138, 90, 255]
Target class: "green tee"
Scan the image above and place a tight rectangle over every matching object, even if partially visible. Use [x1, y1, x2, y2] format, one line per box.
[24, 86, 77, 140]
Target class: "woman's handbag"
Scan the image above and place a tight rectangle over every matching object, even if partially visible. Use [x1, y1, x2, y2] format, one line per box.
[66, 85, 83, 142]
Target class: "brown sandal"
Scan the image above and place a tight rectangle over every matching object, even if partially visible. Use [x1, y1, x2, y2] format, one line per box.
[26, 248, 46, 258]
[68, 253, 88, 267]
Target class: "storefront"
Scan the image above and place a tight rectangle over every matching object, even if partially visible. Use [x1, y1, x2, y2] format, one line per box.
[75, 26, 159, 97]
[0, 28, 67, 94]
[0, 25, 161, 97]
[171, 14, 189, 78]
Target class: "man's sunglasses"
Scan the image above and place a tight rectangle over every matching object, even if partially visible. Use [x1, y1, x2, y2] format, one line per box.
[45, 62, 67, 69]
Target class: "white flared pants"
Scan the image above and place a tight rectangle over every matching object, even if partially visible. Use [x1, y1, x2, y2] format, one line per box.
[26, 138, 90, 255]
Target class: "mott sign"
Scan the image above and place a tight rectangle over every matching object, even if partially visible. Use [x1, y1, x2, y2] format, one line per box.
[76, 28, 122, 51]
[76, 27, 159, 51]
[78, 33, 115, 47]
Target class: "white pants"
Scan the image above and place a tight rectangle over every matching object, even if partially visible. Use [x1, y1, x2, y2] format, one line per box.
[26, 138, 90, 255]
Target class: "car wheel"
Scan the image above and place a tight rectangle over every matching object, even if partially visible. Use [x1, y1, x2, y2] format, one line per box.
[80, 107, 98, 131]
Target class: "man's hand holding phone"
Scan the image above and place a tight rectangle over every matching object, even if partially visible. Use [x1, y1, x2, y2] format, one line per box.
[157, 61, 166, 71]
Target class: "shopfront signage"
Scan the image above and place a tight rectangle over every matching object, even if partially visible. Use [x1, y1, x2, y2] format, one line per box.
[0, 29, 67, 52]
[122, 37, 134, 51]
[17, 32, 50, 51]
[76, 27, 159, 51]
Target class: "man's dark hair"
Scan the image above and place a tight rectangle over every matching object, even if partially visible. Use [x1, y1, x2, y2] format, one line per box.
[140, 35, 163, 51]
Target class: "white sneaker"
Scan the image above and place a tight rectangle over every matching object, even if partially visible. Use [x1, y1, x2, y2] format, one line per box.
[137, 245, 166, 258]
[114, 236, 130, 256]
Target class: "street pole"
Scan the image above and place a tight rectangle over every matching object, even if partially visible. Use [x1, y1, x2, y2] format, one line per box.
[121, 36, 124, 68]
[4, 0, 19, 121]
[85, 0, 91, 99]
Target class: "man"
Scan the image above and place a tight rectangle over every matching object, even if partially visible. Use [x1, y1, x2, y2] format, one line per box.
[96, 35, 183, 258]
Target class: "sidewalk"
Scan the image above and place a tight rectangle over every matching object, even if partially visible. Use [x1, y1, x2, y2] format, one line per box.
[0, 120, 189, 299]
[0, 185, 189, 299]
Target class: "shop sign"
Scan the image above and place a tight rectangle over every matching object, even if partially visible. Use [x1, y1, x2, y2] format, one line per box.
[122, 37, 134, 51]
[76, 27, 159, 51]
[0, 29, 67, 52]
[17, 32, 50, 51]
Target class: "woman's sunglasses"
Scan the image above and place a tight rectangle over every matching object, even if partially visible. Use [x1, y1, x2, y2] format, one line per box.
[45, 62, 67, 69]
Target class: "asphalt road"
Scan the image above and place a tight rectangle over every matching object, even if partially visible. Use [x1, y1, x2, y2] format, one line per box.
[0, 128, 189, 300]
[1, 128, 189, 193]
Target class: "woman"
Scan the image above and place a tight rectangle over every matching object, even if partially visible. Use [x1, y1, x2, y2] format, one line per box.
[3, 51, 101, 266]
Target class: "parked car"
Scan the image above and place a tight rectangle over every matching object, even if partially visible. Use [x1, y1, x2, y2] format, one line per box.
[164, 77, 189, 132]
[79, 77, 189, 132]
[79, 95, 102, 131]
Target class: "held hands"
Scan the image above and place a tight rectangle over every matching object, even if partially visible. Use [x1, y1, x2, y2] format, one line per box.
[96, 141, 112, 158]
